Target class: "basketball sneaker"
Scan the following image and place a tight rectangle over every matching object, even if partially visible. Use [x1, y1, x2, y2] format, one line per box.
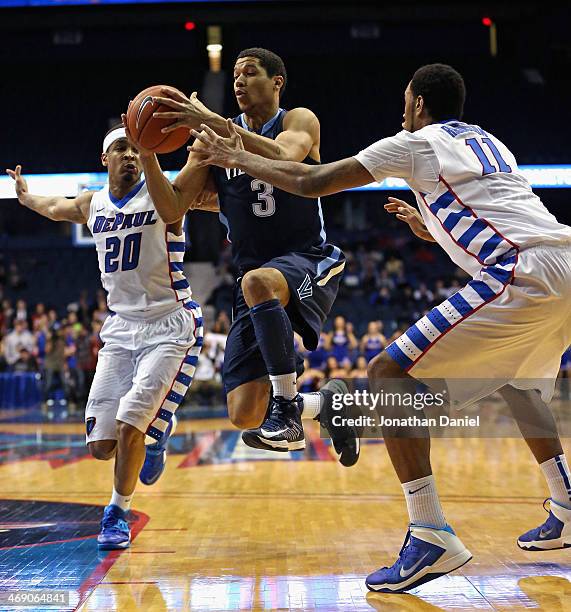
[139, 414, 178, 486]
[318, 379, 360, 467]
[97, 504, 131, 550]
[366, 524, 472, 593]
[242, 395, 305, 452]
[517, 498, 571, 551]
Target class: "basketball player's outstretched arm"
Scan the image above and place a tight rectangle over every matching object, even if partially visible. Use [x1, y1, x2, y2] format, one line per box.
[190, 121, 373, 197]
[153, 88, 319, 162]
[5, 165, 91, 223]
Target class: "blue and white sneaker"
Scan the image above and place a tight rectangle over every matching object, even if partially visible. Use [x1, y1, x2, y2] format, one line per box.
[518, 498, 571, 551]
[97, 504, 131, 550]
[140, 415, 177, 486]
[366, 524, 472, 593]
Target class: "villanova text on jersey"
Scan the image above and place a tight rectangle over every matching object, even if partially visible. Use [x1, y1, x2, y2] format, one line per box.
[211, 109, 327, 272]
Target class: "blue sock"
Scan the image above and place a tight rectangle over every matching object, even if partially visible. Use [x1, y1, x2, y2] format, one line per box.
[250, 299, 297, 399]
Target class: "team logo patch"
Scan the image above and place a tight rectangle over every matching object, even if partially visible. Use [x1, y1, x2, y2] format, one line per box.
[86, 417, 96, 437]
[297, 273, 313, 300]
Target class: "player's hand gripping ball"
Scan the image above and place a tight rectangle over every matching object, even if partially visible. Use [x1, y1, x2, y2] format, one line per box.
[126, 85, 191, 154]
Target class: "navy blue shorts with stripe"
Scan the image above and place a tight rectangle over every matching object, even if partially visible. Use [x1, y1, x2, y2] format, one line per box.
[223, 245, 345, 394]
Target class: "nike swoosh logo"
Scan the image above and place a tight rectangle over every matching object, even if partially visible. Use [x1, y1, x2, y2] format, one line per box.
[408, 484, 430, 495]
[399, 552, 430, 578]
[96, 207, 105, 212]
[539, 527, 554, 538]
[136, 95, 154, 130]
[260, 428, 289, 438]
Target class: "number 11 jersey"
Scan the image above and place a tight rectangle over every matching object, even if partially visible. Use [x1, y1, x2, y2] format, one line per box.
[87, 180, 192, 320]
[211, 109, 327, 273]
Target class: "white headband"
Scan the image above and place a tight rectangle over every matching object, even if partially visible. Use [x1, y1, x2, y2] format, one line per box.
[102, 128, 127, 153]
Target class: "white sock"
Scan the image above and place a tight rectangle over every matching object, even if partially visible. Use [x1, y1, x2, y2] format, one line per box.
[110, 487, 133, 512]
[270, 373, 297, 400]
[402, 475, 447, 529]
[540, 454, 571, 507]
[300, 392, 322, 419]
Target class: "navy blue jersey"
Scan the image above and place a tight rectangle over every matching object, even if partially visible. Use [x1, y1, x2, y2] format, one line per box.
[211, 108, 326, 272]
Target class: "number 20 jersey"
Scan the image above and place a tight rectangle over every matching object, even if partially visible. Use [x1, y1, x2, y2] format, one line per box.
[210, 109, 327, 272]
[87, 180, 192, 320]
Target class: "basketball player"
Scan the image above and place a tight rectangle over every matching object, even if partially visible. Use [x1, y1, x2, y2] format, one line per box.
[129, 48, 359, 465]
[190, 63, 571, 592]
[6, 126, 203, 550]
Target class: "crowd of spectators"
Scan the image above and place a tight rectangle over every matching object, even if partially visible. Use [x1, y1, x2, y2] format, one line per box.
[0, 290, 106, 411]
[0, 241, 570, 411]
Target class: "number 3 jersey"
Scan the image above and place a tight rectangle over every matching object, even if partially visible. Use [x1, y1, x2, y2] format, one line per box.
[355, 121, 571, 277]
[210, 108, 327, 272]
[87, 180, 192, 320]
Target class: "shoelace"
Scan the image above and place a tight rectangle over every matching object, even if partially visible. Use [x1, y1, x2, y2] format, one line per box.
[381, 529, 418, 570]
[101, 510, 125, 531]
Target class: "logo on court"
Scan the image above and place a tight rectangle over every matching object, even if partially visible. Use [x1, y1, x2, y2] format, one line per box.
[297, 274, 313, 300]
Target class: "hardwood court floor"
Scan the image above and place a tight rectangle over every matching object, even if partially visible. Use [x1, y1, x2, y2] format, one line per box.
[0, 417, 570, 611]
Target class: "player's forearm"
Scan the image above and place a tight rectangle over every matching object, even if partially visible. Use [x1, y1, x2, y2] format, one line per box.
[232, 150, 331, 197]
[20, 194, 68, 221]
[140, 155, 188, 224]
[207, 115, 285, 160]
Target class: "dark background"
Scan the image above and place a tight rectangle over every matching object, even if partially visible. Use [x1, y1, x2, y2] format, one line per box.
[0, 1, 569, 262]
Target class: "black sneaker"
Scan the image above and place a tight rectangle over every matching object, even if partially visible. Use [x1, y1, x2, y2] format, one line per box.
[242, 395, 305, 452]
[319, 379, 360, 467]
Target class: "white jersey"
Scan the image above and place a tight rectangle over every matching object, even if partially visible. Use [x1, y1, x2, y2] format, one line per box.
[87, 180, 192, 320]
[355, 121, 571, 276]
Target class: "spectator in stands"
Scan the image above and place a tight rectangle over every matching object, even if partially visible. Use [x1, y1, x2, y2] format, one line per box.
[324, 356, 350, 379]
[192, 339, 221, 404]
[350, 355, 369, 391]
[15, 299, 27, 322]
[360, 321, 387, 362]
[328, 316, 358, 368]
[31, 303, 46, 329]
[0, 339, 7, 372]
[4, 319, 35, 366]
[298, 358, 325, 393]
[43, 328, 68, 403]
[47, 308, 60, 331]
[12, 348, 38, 373]
[1, 300, 14, 331]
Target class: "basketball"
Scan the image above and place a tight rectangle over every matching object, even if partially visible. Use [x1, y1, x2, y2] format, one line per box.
[126, 85, 190, 154]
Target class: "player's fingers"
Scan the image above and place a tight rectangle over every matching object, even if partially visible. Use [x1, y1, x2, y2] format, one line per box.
[152, 96, 185, 110]
[160, 87, 188, 102]
[16, 165, 22, 176]
[227, 118, 237, 136]
[5, 169, 15, 179]
[190, 91, 198, 100]
[161, 121, 187, 134]
[395, 214, 409, 222]
[387, 196, 409, 206]
[154, 111, 183, 120]
[199, 123, 220, 140]
[384, 203, 399, 211]
[190, 129, 212, 144]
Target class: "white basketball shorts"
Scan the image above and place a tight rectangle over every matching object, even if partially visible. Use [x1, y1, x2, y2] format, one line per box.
[385, 244, 571, 405]
[85, 300, 203, 443]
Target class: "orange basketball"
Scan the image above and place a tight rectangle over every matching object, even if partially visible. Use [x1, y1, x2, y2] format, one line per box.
[126, 85, 190, 154]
